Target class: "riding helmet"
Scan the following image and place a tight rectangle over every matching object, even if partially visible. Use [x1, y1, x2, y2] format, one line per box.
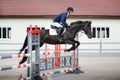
[67, 7, 74, 12]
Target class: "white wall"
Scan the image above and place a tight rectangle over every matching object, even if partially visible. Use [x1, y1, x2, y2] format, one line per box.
[0, 18, 120, 54]
[0, 18, 53, 43]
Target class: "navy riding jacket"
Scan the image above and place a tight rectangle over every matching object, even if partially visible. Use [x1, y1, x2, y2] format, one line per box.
[53, 12, 68, 27]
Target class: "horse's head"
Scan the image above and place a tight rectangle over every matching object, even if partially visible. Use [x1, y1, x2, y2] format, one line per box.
[70, 21, 92, 39]
[82, 21, 92, 39]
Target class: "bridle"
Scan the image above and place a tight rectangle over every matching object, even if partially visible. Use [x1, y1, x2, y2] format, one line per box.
[78, 30, 84, 37]
[79, 21, 91, 37]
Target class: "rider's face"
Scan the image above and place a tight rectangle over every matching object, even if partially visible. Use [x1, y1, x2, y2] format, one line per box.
[68, 11, 73, 15]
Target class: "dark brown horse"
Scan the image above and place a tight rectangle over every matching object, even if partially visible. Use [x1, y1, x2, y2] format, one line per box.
[19, 20, 92, 64]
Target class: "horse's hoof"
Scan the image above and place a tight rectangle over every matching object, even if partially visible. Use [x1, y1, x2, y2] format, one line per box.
[64, 50, 70, 52]
[60, 49, 63, 51]
[64, 50, 67, 52]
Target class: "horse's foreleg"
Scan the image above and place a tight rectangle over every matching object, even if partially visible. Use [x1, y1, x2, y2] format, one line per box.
[19, 57, 27, 64]
[72, 40, 80, 49]
[64, 40, 76, 52]
[64, 40, 80, 52]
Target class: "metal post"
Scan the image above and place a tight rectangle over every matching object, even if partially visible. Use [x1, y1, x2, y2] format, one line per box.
[100, 39, 102, 53]
[76, 34, 79, 66]
[72, 33, 83, 74]
[27, 25, 41, 80]
[72, 34, 79, 70]
[27, 25, 33, 80]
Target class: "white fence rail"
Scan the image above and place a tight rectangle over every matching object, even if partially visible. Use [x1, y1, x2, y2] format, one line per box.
[78, 41, 120, 53]
[0, 41, 120, 54]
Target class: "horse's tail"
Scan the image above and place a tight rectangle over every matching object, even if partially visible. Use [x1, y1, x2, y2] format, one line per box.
[19, 36, 28, 54]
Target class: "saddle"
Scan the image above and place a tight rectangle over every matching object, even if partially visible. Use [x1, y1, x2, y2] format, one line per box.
[51, 25, 65, 35]
[50, 25, 66, 42]
[51, 25, 61, 35]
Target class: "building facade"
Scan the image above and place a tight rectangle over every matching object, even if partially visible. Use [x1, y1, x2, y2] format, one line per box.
[0, 0, 120, 55]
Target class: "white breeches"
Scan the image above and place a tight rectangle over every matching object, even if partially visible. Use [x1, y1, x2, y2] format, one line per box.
[51, 22, 63, 28]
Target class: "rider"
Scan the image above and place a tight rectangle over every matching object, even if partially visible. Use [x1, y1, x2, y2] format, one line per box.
[51, 7, 74, 42]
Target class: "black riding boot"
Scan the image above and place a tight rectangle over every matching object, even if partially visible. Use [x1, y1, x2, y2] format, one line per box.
[51, 25, 64, 42]
[58, 27, 64, 42]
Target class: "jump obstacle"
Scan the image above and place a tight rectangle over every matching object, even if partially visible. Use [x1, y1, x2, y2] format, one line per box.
[0, 25, 41, 80]
[0, 25, 82, 80]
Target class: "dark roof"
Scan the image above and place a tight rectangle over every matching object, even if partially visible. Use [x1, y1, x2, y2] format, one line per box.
[0, 0, 120, 18]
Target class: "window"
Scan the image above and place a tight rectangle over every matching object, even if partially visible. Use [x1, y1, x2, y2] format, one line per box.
[106, 27, 109, 38]
[92, 27, 96, 38]
[0, 27, 11, 39]
[0, 28, 1, 38]
[92, 27, 110, 38]
[97, 27, 100, 38]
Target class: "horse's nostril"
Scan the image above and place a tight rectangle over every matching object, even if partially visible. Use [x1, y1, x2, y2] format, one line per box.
[88, 34, 92, 39]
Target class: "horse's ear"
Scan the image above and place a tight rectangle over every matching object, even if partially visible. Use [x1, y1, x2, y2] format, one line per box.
[86, 21, 91, 27]
[89, 21, 92, 24]
[41, 27, 45, 29]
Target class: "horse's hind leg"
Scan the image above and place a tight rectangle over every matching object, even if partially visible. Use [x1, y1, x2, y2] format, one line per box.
[19, 36, 27, 54]
[40, 42, 44, 47]
[19, 45, 36, 64]
[19, 57, 27, 64]
[19, 49, 27, 64]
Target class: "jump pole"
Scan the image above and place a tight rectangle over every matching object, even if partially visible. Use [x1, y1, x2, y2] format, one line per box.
[54, 44, 61, 68]
[0, 54, 30, 59]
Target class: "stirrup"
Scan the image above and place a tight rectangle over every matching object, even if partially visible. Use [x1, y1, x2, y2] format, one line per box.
[58, 38, 63, 42]
[51, 25, 57, 29]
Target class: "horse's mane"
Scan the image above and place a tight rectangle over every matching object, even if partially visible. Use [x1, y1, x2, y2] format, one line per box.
[70, 21, 84, 26]
[70, 21, 91, 26]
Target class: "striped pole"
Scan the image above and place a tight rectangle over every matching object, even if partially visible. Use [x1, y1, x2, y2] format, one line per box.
[43, 44, 50, 58]
[0, 54, 30, 59]
[73, 50, 77, 66]
[0, 64, 30, 71]
[41, 67, 73, 77]
[17, 77, 31, 80]
[54, 44, 61, 68]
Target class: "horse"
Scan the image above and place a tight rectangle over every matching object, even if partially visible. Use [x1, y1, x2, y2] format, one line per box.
[18, 20, 92, 64]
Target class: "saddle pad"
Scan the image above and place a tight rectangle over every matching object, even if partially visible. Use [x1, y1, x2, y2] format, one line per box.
[49, 28, 66, 35]
[49, 29, 57, 35]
